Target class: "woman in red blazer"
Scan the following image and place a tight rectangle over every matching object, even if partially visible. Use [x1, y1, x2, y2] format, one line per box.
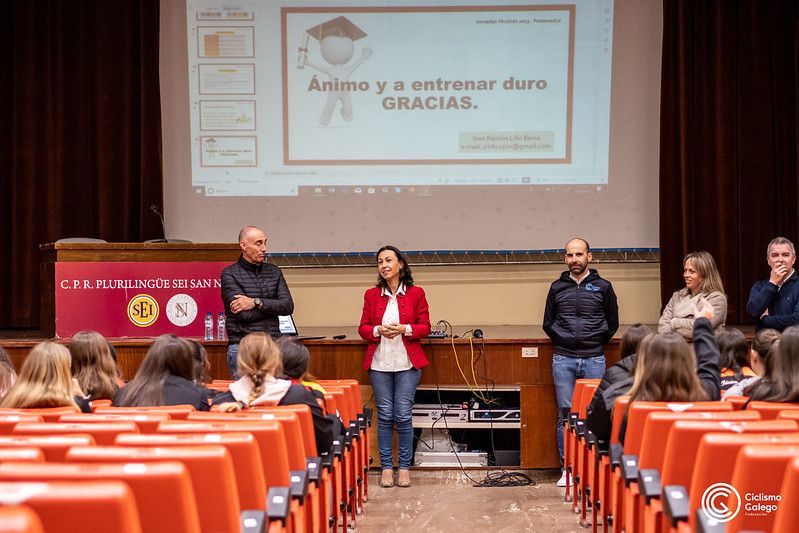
[359, 245, 430, 488]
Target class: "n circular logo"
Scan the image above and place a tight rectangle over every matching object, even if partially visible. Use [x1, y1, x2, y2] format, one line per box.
[165, 293, 198, 327]
[701, 483, 741, 523]
[127, 294, 159, 327]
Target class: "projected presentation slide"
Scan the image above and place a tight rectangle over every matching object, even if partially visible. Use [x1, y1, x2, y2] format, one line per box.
[187, 0, 613, 196]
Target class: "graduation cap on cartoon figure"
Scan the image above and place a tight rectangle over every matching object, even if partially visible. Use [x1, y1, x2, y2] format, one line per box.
[297, 16, 368, 68]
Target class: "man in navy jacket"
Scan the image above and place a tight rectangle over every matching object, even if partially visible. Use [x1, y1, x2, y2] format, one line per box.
[543, 238, 618, 486]
[747, 236, 799, 331]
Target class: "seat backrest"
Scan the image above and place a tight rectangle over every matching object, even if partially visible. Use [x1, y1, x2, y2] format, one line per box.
[89, 399, 113, 411]
[773, 456, 799, 533]
[638, 410, 760, 469]
[0, 449, 44, 463]
[0, 415, 43, 435]
[187, 411, 307, 469]
[115, 431, 267, 512]
[0, 505, 44, 533]
[570, 379, 601, 412]
[324, 389, 351, 424]
[58, 413, 170, 434]
[317, 379, 364, 409]
[609, 395, 630, 445]
[747, 401, 799, 420]
[323, 393, 339, 419]
[624, 401, 732, 454]
[0, 461, 201, 533]
[661, 420, 799, 488]
[726, 444, 799, 532]
[156, 419, 291, 487]
[65, 445, 239, 533]
[12, 422, 139, 445]
[686, 430, 799, 529]
[577, 383, 600, 418]
[250, 404, 318, 456]
[0, 480, 141, 533]
[0, 435, 96, 462]
[0, 407, 80, 422]
[94, 405, 195, 419]
[777, 409, 799, 422]
[722, 395, 749, 410]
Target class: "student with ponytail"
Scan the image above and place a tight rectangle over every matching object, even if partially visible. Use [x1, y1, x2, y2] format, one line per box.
[213, 332, 334, 453]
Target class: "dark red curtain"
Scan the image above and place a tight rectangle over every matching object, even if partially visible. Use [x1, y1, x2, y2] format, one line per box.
[660, 0, 799, 324]
[0, 0, 163, 331]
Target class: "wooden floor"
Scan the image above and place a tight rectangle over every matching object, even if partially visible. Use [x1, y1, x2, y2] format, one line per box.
[356, 469, 585, 532]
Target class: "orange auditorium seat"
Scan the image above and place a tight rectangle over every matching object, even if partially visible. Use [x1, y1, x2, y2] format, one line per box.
[772, 456, 799, 533]
[0, 461, 201, 533]
[94, 404, 195, 419]
[0, 449, 44, 463]
[0, 415, 43, 434]
[12, 422, 139, 445]
[0, 480, 142, 533]
[746, 400, 799, 420]
[0, 506, 44, 533]
[0, 435, 95, 462]
[0, 407, 79, 422]
[65, 445, 241, 533]
[57, 412, 170, 434]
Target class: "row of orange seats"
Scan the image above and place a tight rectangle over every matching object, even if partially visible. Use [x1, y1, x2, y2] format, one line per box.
[563, 378, 799, 533]
[0, 378, 371, 533]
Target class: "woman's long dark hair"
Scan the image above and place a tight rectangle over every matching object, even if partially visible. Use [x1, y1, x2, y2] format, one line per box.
[749, 326, 799, 403]
[375, 245, 414, 289]
[619, 324, 652, 359]
[717, 327, 749, 381]
[114, 335, 194, 407]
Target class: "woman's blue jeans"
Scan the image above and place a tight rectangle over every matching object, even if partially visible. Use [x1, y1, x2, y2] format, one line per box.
[369, 367, 421, 470]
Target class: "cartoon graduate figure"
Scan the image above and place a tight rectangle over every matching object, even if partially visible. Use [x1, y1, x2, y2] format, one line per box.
[298, 16, 372, 126]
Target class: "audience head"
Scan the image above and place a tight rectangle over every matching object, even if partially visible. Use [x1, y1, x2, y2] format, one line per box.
[682, 251, 724, 296]
[564, 238, 592, 278]
[762, 325, 799, 402]
[113, 334, 193, 407]
[717, 327, 749, 380]
[619, 324, 652, 359]
[0, 341, 78, 409]
[278, 338, 310, 380]
[375, 245, 414, 289]
[0, 347, 17, 398]
[186, 339, 211, 386]
[628, 332, 707, 402]
[69, 330, 121, 400]
[238, 332, 283, 404]
[750, 328, 780, 376]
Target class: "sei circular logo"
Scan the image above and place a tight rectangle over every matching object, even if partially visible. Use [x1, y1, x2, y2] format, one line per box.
[701, 482, 741, 523]
[127, 294, 159, 327]
[165, 293, 198, 327]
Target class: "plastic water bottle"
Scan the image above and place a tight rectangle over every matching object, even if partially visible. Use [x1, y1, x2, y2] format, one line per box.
[217, 312, 226, 341]
[204, 312, 213, 341]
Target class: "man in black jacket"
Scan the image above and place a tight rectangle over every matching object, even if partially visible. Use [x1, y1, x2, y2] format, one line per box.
[221, 226, 294, 377]
[543, 238, 619, 486]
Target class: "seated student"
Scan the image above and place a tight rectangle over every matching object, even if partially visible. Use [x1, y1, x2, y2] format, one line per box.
[725, 328, 780, 397]
[113, 335, 210, 411]
[585, 324, 652, 442]
[0, 347, 17, 399]
[185, 339, 217, 403]
[745, 325, 799, 403]
[277, 338, 327, 398]
[69, 330, 122, 401]
[213, 332, 334, 453]
[613, 298, 720, 444]
[717, 327, 757, 392]
[0, 341, 90, 412]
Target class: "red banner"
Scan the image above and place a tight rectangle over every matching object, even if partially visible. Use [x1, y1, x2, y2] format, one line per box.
[55, 262, 230, 339]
